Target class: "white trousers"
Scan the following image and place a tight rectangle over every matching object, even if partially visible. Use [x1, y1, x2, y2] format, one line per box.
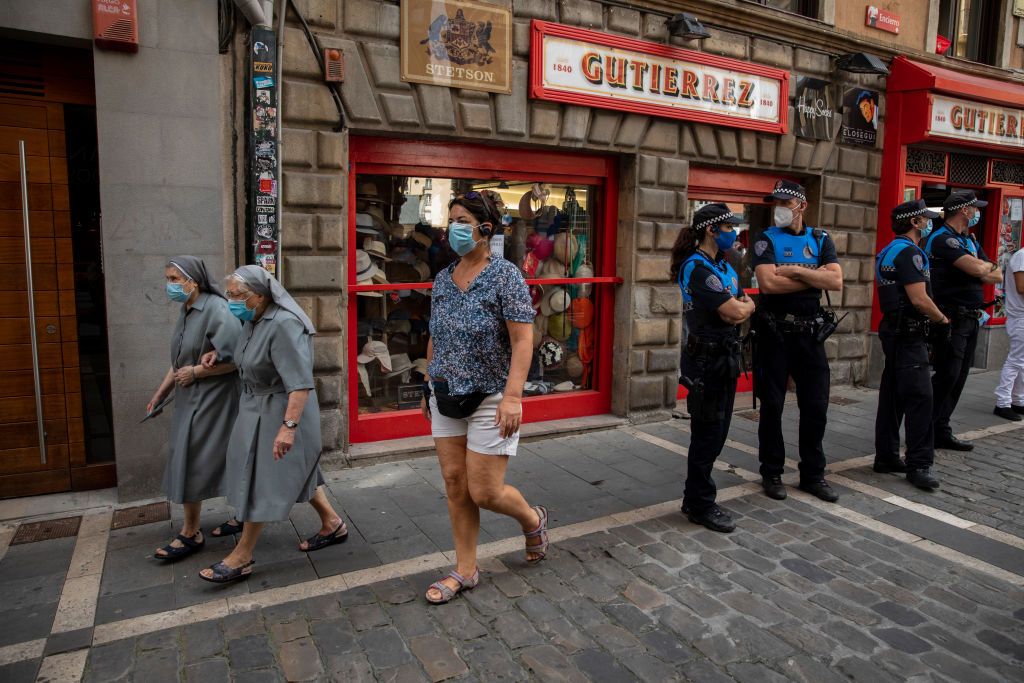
[995, 316, 1024, 408]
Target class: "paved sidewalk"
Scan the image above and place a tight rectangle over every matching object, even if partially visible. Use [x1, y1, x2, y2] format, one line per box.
[0, 371, 1021, 681]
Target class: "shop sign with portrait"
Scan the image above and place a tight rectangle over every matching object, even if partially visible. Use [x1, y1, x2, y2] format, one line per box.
[840, 88, 879, 147]
[400, 0, 512, 94]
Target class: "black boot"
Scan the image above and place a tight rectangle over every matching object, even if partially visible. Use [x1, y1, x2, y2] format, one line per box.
[798, 479, 840, 503]
[994, 406, 1023, 422]
[907, 468, 940, 491]
[873, 458, 908, 474]
[683, 504, 736, 533]
[934, 435, 973, 451]
[761, 475, 787, 500]
[1012, 405, 1024, 415]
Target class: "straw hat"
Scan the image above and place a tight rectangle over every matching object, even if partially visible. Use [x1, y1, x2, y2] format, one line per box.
[574, 262, 594, 297]
[363, 237, 391, 262]
[538, 258, 567, 280]
[540, 286, 570, 316]
[355, 250, 383, 297]
[358, 181, 382, 201]
[552, 232, 579, 265]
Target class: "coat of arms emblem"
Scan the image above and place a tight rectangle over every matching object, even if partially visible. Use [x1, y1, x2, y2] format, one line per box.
[420, 9, 495, 66]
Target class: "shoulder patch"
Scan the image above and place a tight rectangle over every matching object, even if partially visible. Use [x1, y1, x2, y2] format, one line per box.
[755, 240, 769, 256]
[945, 237, 961, 249]
[912, 254, 925, 272]
[705, 275, 724, 292]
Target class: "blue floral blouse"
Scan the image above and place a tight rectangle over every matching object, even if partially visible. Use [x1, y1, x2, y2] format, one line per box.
[428, 257, 535, 395]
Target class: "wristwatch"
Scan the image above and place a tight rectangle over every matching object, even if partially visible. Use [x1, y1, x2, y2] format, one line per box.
[283, 419, 298, 429]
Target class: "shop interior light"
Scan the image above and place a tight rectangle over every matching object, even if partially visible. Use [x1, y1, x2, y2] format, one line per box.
[835, 52, 890, 75]
[666, 13, 711, 40]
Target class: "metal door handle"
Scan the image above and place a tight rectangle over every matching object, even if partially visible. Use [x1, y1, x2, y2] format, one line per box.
[19, 140, 47, 465]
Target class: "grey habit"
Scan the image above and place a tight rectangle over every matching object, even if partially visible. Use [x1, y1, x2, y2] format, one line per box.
[225, 267, 322, 522]
[163, 258, 242, 503]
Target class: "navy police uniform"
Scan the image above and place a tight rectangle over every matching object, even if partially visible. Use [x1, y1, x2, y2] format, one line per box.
[752, 181, 839, 487]
[924, 190, 990, 446]
[677, 204, 744, 528]
[874, 200, 942, 477]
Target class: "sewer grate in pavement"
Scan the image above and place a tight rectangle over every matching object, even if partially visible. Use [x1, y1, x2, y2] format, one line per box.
[829, 396, 861, 405]
[112, 501, 170, 530]
[737, 410, 760, 421]
[11, 516, 82, 545]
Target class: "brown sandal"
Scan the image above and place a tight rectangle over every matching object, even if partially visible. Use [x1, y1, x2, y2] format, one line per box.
[425, 568, 479, 605]
[524, 505, 549, 564]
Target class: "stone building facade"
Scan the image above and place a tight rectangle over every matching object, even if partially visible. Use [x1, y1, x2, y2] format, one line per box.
[277, 0, 885, 463]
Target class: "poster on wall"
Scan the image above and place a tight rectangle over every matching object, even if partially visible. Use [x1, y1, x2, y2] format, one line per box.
[400, 0, 512, 94]
[840, 88, 878, 147]
[794, 77, 834, 141]
[249, 26, 279, 276]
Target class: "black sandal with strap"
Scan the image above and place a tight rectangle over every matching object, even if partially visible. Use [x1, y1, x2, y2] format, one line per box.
[210, 520, 243, 537]
[301, 521, 348, 552]
[154, 532, 204, 561]
[198, 559, 255, 584]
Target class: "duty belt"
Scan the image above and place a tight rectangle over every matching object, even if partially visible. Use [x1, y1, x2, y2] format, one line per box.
[763, 310, 819, 332]
[883, 313, 930, 337]
[685, 334, 741, 357]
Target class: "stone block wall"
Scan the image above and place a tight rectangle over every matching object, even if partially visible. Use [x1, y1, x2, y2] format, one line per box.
[279, 0, 883, 440]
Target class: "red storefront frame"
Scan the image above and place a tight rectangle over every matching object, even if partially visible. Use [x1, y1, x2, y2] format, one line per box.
[873, 57, 1024, 330]
[347, 138, 620, 443]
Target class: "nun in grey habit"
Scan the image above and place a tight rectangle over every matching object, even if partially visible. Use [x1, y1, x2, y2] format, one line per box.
[151, 256, 241, 561]
[199, 265, 348, 583]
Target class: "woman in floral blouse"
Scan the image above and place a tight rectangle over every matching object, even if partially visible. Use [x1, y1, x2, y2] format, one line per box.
[420, 190, 548, 604]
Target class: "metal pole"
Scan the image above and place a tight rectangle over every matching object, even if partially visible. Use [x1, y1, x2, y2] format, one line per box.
[19, 140, 47, 464]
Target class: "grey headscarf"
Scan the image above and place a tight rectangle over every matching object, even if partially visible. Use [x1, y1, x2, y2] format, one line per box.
[232, 265, 317, 334]
[168, 255, 226, 299]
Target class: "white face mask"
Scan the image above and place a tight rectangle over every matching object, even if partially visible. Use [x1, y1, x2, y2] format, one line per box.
[773, 206, 795, 228]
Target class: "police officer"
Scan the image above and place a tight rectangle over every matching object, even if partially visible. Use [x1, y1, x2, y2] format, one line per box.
[752, 180, 843, 502]
[875, 200, 949, 491]
[924, 190, 1003, 451]
[672, 203, 755, 533]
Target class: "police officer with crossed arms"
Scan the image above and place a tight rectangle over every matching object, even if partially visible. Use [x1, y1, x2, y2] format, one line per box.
[874, 200, 949, 491]
[673, 203, 755, 533]
[752, 180, 843, 503]
[923, 190, 1003, 451]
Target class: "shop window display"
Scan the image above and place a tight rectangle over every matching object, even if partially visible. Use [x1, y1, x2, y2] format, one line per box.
[353, 174, 602, 416]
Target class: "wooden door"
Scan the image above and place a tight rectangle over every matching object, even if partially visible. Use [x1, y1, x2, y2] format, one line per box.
[0, 98, 83, 497]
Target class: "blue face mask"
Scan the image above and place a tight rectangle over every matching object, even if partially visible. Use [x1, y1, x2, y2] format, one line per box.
[968, 210, 981, 228]
[166, 282, 190, 302]
[229, 299, 255, 321]
[449, 222, 482, 257]
[714, 228, 737, 252]
[919, 220, 933, 241]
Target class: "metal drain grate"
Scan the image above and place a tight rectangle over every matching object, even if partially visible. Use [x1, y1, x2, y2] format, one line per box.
[829, 396, 860, 406]
[737, 410, 760, 421]
[112, 501, 170, 530]
[11, 516, 82, 545]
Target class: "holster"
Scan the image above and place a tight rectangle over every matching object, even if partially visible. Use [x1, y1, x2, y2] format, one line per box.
[680, 334, 741, 422]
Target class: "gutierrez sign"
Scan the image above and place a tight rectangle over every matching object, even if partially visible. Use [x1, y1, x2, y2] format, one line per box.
[930, 94, 1024, 149]
[530, 21, 789, 134]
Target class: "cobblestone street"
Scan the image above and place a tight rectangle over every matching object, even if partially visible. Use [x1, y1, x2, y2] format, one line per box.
[1, 372, 1022, 682]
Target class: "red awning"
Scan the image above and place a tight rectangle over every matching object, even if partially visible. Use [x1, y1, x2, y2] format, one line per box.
[887, 56, 1024, 109]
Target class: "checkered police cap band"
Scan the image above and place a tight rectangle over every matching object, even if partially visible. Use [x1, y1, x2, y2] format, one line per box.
[695, 213, 737, 231]
[894, 207, 927, 220]
[945, 199, 976, 212]
[774, 187, 806, 202]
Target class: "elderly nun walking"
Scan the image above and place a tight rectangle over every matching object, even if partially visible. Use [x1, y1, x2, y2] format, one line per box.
[150, 256, 241, 560]
[198, 265, 348, 583]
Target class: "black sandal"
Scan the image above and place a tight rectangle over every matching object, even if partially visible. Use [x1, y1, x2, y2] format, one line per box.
[210, 519, 243, 537]
[301, 521, 348, 552]
[198, 559, 255, 584]
[154, 532, 204, 561]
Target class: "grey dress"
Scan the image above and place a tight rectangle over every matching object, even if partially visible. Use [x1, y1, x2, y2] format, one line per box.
[226, 304, 323, 522]
[163, 292, 242, 503]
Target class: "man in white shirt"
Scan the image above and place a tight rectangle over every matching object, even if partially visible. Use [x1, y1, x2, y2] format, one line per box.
[994, 246, 1024, 420]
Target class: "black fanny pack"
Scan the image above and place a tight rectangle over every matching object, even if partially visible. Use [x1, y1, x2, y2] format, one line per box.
[431, 380, 489, 419]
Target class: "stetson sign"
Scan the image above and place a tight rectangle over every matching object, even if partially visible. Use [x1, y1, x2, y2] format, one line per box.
[400, 0, 512, 94]
[530, 21, 789, 134]
[930, 94, 1024, 149]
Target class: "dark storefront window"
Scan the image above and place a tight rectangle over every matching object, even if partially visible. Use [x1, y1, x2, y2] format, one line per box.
[747, 0, 821, 19]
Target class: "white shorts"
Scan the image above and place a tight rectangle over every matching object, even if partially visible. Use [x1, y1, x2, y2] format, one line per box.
[429, 392, 520, 456]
